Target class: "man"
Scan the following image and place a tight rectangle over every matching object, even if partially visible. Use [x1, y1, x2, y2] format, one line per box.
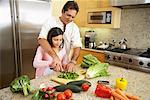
[38, 1, 82, 72]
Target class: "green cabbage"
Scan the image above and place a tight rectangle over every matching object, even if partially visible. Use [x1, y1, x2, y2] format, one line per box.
[86, 63, 110, 78]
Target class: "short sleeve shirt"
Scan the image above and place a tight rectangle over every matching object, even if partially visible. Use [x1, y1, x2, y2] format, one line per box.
[38, 17, 82, 55]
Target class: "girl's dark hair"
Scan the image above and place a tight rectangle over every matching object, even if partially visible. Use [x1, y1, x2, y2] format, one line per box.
[47, 27, 64, 47]
[62, 1, 79, 13]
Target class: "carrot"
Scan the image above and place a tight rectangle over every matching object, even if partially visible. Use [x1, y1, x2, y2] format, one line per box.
[110, 96, 114, 100]
[125, 93, 139, 100]
[115, 88, 129, 100]
[111, 90, 126, 100]
[114, 96, 120, 100]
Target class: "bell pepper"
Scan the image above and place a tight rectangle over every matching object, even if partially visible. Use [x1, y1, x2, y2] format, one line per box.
[115, 78, 127, 90]
[95, 83, 111, 98]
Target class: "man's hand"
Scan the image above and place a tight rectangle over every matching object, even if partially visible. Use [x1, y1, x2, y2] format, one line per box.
[64, 62, 76, 72]
[52, 56, 64, 72]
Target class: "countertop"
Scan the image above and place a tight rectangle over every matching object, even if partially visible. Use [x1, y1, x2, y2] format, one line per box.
[0, 65, 150, 100]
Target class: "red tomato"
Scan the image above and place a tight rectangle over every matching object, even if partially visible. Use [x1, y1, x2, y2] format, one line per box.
[41, 88, 47, 92]
[56, 93, 66, 100]
[47, 86, 53, 91]
[64, 89, 72, 99]
[81, 83, 90, 91]
[44, 93, 49, 98]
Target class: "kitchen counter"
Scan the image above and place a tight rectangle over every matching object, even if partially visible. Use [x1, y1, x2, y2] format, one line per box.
[0, 65, 150, 100]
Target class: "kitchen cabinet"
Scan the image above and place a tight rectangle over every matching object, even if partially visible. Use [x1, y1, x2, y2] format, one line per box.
[86, 7, 121, 28]
[51, 0, 69, 17]
[74, 0, 100, 27]
[77, 49, 105, 64]
[74, 1, 121, 28]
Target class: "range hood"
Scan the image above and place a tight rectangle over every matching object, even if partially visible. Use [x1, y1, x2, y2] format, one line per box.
[110, 0, 150, 8]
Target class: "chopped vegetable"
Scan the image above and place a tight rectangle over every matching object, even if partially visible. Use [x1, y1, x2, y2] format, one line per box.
[10, 75, 31, 96]
[86, 63, 110, 78]
[58, 71, 79, 79]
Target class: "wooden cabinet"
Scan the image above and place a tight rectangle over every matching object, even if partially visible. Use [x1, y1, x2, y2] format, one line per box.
[51, 0, 68, 17]
[74, 0, 99, 27]
[74, 0, 121, 28]
[86, 7, 121, 28]
[77, 49, 105, 64]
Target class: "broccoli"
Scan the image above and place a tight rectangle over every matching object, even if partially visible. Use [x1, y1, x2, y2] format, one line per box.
[10, 75, 31, 96]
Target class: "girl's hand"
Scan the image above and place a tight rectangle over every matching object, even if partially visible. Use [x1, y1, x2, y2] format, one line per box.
[52, 63, 64, 72]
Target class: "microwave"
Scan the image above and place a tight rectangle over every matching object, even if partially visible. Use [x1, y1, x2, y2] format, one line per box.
[87, 11, 112, 24]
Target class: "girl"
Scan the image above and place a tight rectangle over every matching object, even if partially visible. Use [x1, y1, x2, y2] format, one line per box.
[33, 27, 68, 78]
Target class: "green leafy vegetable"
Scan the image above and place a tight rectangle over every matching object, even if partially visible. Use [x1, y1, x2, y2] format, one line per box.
[58, 71, 79, 79]
[80, 54, 100, 68]
[10, 75, 31, 96]
[86, 63, 110, 78]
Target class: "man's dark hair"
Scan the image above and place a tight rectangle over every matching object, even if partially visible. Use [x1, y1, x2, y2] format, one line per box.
[62, 1, 79, 13]
[47, 27, 64, 47]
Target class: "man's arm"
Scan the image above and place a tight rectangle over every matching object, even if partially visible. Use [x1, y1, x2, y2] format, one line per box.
[70, 47, 81, 63]
[66, 47, 81, 72]
[38, 38, 56, 58]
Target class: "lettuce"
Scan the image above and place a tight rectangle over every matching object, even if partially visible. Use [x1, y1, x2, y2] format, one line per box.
[81, 54, 100, 68]
[86, 63, 110, 78]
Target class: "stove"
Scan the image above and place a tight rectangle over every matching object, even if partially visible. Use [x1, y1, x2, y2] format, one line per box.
[139, 48, 150, 58]
[104, 48, 150, 73]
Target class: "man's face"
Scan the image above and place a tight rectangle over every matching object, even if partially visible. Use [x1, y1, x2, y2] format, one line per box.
[61, 9, 77, 25]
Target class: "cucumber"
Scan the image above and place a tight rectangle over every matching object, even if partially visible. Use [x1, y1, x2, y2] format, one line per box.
[66, 80, 91, 87]
[54, 84, 82, 93]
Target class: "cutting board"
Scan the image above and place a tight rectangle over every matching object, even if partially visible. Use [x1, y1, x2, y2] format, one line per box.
[51, 73, 85, 84]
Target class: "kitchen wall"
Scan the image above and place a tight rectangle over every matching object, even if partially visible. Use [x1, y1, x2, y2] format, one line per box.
[79, 7, 150, 49]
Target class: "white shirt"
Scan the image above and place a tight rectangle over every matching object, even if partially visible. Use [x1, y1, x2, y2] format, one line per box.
[38, 17, 82, 57]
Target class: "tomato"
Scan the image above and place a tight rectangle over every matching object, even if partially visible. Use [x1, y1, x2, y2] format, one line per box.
[44, 93, 49, 98]
[56, 93, 66, 100]
[81, 83, 90, 91]
[47, 86, 53, 91]
[64, 89, 72, 99]
[50, 93, 55, 99]
[41, 88, 47, 92]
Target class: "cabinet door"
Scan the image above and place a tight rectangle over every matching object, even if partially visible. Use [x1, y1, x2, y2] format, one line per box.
[74, 0, 99, 27]
[51, 0, 68, 17]
[77, 49, 105, 64]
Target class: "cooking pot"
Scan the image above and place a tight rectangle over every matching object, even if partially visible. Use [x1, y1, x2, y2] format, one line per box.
[120, 42, 127, 49]
[119, 38, 127, 49]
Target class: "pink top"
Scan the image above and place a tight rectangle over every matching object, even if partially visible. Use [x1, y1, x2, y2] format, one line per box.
[33, 46, 68, 78]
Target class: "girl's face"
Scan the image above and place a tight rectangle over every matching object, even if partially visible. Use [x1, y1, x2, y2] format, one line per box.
[52, 35, 63, 48]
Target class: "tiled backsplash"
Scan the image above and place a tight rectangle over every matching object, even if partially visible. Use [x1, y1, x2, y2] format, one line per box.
[79, 7, 150, 49]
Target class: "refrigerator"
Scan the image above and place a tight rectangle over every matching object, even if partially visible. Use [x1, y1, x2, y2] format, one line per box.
[0, 0, 51, 89]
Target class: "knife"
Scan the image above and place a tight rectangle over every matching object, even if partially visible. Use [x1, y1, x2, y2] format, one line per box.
[51, 79, 65, 85]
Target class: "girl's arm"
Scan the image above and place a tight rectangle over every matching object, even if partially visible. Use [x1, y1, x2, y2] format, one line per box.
[33, 47, 52, 68]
